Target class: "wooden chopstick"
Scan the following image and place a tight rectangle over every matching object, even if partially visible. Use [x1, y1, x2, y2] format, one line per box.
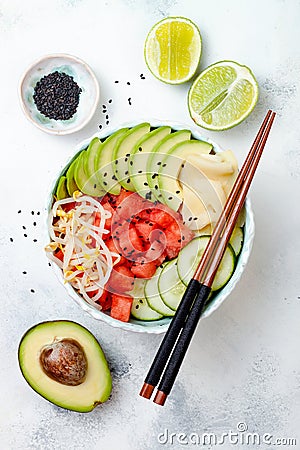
[139, 110, 276, 405]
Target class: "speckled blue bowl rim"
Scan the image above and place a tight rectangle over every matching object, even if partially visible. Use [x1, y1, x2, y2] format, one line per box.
[46, 120, 255, 334]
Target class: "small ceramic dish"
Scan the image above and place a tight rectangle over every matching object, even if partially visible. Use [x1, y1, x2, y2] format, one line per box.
[19, 53, 100, 135]
[46, 120, 255, 333]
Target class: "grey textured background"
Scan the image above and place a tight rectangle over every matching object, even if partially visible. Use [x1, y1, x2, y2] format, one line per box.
[0, 0, 299, 448]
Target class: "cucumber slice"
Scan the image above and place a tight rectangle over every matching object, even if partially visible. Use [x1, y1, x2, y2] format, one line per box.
[144, 265, 175, 316]
[158, 260, 186, 310]
[66, 158, 79, 196]
[177, 236, 236, 291]
[56, 176, 68, 200]
[131, 297, 163, 321]
[229, 227, 244, 257]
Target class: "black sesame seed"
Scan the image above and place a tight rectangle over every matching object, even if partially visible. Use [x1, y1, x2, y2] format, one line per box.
[99, 124, 103, 129]
[112, 175, 117, 180]
[37, 212, 40, 216]
[22, 226, 26, 230]
[154, 185, 158, 190]
[48, 262, 51, 266]
[10, 238, 13, 242]
[30, 289, 35, 293]
[103, 172, 107, 177]
[128, 97, 132, 105]
[18, 210, 21, 214]
[168, 196, 173, 200]
[108, 99, 112, 103]
[130, 161, 133, 166]
[127, 81, 131, 85]
[102, 104, 106, 109]
[125, 171, 129, 175]
[138, 147, 142, 152]
[188, 217, 193, 221]
[106, 120, 109, 125]
[33, 239, 37, 242]
[94, 184, 97, 189]
[125, 157, 128, 162]
[114, 80, 119, 83]
[162, 163, 166, 167]
[138, 170, 142, 174]
[126, 153, 130, 157]
[157, 162, 161, 165]
[182, 236, 185, 240]
[193, 217, 198, 221]
[103, 182, 108, 186]
[144, 182, 148, 186]
[145, 192, 152, 200]
[176, 190, 180, 194]
[31, 211, 34, 215]
[24, 234, 27, 237]
[127, 179, 131, 184]
[23, 271, 27, 275]
[33, 71, 82, 121]
[105, 114, 109, 120]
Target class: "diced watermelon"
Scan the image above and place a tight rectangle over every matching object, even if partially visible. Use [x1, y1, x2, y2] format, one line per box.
[115, 188, 134, 206]
[131, 261, 157, 278]
[106, 238, 127, 266]
[116, 192, 152, 221]
[164, 221, 194, 259]
[110, 294, 133, 322]
[98, 290, 112, 311]
[54, 249, 64, 261]
[62, 201, 76, 212]
[87, 289, 112, 311]
[117, 225, 144, 261]
[143, 231, 166, 262]
[107, 264, 135, 293]
[135, 221, 158, 246]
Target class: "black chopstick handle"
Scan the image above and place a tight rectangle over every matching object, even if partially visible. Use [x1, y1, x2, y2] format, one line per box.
[144, 278, 201, 387]
[156, 283, 211, 396]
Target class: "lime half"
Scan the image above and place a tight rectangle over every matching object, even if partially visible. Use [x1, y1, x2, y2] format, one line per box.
[144, 17, 202, 84]
[188, 60, 259, 131]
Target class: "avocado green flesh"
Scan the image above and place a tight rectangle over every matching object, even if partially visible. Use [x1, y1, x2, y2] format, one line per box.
[158, 140, 213, 211]
[18, 321, 112, 413]
[66, 158, 79, 196]
[146, 130, 192, 201]
[129, 126, 171, 199]
[56, 176, 68, 200]
[74, 151, 104, 196]
[95, 128, 128, 195]
[112, 123, 150, 191]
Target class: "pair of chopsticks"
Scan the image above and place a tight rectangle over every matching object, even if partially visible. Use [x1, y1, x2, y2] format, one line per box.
[140, 110, 276, 406]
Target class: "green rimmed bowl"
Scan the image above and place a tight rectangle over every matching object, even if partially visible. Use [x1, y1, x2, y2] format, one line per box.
[46, 120, 255, 333]
[19, 53, 100, 135]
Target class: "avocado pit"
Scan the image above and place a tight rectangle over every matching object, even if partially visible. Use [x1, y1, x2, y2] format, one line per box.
[40, 338, 87, 386]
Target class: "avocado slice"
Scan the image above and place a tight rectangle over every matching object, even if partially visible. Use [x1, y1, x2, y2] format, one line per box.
[66, 158, 79, 196]
[74, 151, 105, 197]
[112, 123, 150, 191]
[146, 130, 191, 201]
[84, 139, 106, 196]
[56, 175, 68, 200]
[157, 140, 213, 211]
[18, 320, 112, 413]
[128, 126, 171, 199]
[95, 128, 128, 195]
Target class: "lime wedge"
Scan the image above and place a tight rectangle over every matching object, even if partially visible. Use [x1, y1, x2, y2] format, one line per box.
[188, 60, 259, 130]
[144, 17, 202, 84]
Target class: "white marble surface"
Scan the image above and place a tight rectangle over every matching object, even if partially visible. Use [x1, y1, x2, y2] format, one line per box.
[1, 0, 300, 449]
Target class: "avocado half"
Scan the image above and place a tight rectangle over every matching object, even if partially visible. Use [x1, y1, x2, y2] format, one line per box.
[18, 320, 112, 413]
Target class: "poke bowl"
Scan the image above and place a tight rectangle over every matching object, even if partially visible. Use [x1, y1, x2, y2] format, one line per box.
[46, 120, 255, 334]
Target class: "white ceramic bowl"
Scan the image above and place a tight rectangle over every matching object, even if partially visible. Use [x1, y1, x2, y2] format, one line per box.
[19, 53, 100, 135]
[46, 120, 255, 333]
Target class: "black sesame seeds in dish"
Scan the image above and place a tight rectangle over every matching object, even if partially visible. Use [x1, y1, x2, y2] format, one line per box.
[33, 71, 82, 121]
